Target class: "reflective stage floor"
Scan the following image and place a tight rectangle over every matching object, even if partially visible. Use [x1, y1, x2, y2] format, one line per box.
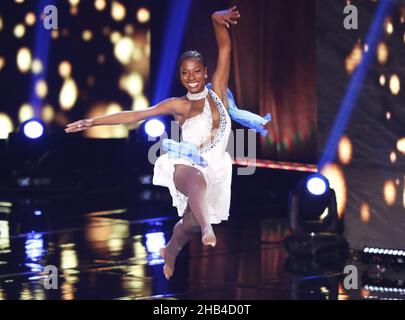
[0, 193, 403, 300]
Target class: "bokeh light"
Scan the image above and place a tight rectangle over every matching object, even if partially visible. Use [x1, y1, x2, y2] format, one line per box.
[85, 103, 129, 138]
[320, 163, 347, 219]
[345, 41, 362, 74]
[0, 113, 14, 139]
[82, 30, 93, 42]
[31, 59, 43, 74]
[385, 17, 394, 35]
[14, 24, 26, 38]
[17, 47, 32, 73]
[110, 31, 122, 44]
[19, 103, 34, 123]
[114, 37, 135, 65]
[137, 8, 150, 24]
[59, 61, 72, 78]
[25, 12, 36, 26]
[377, 42, 389, 65]
[59, 78, 78, 110]
[123, 72, 143, 96]
[383, 180, 396, 206]
[94, 0, 106, 11]
[379, 74, 386, 86]
[132, 95, 149, 111]
[0, 56, 5, 71]
[397, 137, 405, 154]
[111, 1, 126, 22]
[338, 135, 352, 165]
[106, 103, 123, 115]
[69, 0, 80, 6]
[389, 74, 400, 95]
[360, 202, 371, 223]
[35, 80, 48, 98]
[389, 151, 397, 163]
[41, 105, 55, 123]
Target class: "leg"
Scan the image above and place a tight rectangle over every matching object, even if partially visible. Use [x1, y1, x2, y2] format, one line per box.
[173, 165, 217, 247]
[160, 205, 199, 280]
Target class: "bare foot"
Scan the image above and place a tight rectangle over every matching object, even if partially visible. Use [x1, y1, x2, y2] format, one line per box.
[159, 247, 175, 280]
[201, 225, 217, 247]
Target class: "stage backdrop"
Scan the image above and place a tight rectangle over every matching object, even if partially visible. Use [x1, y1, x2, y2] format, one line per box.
[173, 0, 317, 163]
[317, 0, 405, 250]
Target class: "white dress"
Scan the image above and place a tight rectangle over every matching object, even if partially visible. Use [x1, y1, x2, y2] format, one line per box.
[152, 89, 232, 224]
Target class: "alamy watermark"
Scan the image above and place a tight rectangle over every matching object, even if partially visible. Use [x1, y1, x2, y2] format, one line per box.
[43, 5, 58, 30]
[43, 265, 58, 290]
[343, 4, 358, 30]
[343, 265, 358, 290]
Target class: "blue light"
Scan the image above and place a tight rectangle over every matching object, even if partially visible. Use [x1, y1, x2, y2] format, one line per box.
[306, 174, 328, 196]
[152, 0, 192, 104]
[23, 120, 44, 139]
[34, 210, 42, 216]
[145, 232, 166, 254]
[25, 232, 44, 262]
[144, 119, 165, 137]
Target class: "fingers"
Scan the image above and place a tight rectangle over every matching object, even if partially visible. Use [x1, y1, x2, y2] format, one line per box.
[65, 120, 89, 133]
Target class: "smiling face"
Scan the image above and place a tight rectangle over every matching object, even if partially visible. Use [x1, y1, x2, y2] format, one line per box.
[179, 58, 207, 94]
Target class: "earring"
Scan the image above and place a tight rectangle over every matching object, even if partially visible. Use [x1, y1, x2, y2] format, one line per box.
[205, 75, 208, 79]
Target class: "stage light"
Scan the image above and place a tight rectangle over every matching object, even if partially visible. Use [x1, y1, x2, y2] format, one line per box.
[144, 119, 165, 138]
[289, 173, 338, 232]
[145, 232, 166, 254]
[34, 210, 42, 216]
[22, 119, 45, 139]
[284, 173, 347, 257]
[306, 175, 328, 196]
[25, 232, 44, 262]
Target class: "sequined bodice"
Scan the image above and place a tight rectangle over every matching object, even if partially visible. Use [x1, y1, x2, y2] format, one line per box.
[181, 97, 213, 148]
[181, 89, 231, 154]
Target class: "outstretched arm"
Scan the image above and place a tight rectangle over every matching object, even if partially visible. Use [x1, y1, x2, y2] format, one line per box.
[211, 6, 240, 108]
[65, 98, 185, 133]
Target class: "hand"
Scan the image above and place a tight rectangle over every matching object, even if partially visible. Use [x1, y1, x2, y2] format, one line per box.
[65, 118, 94, 133]
[212, 6, 240, 29]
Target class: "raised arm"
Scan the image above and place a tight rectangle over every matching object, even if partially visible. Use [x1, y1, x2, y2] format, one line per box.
[211, 6, 240, 108]
[65, 98, 185, 133]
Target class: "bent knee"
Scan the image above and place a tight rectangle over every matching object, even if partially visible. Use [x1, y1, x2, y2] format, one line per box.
[188, 170, 207, 190]
[174, 165, 206, 193]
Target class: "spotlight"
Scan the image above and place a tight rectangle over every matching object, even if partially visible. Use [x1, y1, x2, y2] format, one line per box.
[288, 173, 340, 234]
[284, 173, 348, 258]
[22, 119, 45, 139]
[306, 175, 328, 196]
[145, 231, 166, 254]
[144, 119, 165, 138]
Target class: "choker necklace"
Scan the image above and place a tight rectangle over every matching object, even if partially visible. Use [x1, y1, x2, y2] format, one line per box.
[187, 87, 208, 101]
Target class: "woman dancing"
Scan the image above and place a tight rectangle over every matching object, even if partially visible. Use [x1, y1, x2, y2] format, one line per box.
[66, 7, 269, 280]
